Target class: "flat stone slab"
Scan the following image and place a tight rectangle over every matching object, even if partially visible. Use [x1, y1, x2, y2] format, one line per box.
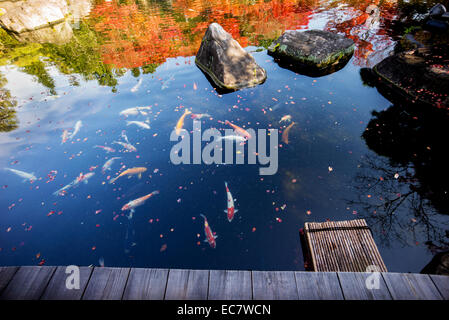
[268, 29, 354, 75]
[372, 52, 449, 107]
[195, 23, 266, 90]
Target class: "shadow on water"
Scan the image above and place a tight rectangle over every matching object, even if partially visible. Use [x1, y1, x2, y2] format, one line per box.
[348, 99, 449, 249]
[268, 52, 354, 78]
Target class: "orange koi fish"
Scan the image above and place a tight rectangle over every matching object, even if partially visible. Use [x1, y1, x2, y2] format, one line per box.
[121, 190, 159, 219]
[175, 109, 192, 135]
[109, 167, 147, 184]
[224, 120, 252, 139]
[282, 122, 295, 144]
[224, 181, 238, 222]
[200, 214, 217, 248]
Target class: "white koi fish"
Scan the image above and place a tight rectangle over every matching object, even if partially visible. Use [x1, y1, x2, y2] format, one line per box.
[94, 145, 116, 153]
[161, 75, 174, 90]
[39, 95, 60, 102]
[102, 157, 121, 174]
[61, 129, 70, 144]
[53, 172, 95, 196]
[121, 190, 159, 219]
[130, 78, 143, 93]
[224, 182, 238, 222]
[217, 135, 246, 142]
[4, 168, 37, 182]
[119, 106, 151, 117]
[126, 120, 150, 130]
[69, 120, 82, 140]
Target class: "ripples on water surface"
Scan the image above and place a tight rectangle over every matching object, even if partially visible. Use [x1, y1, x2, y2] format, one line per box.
[0, 0, 448, 272]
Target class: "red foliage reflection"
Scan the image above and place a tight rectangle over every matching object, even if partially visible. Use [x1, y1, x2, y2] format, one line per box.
[89, 0, 399, 69]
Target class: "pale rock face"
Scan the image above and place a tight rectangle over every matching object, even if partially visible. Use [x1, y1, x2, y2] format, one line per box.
[0, 0, 92, 44]
[195, 23, 267, 90]
[0, 0, 69, 34]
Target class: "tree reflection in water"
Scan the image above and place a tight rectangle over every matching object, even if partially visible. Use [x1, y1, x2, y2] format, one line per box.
[0, 73, 18, 132]
[348, 102, 449, 249]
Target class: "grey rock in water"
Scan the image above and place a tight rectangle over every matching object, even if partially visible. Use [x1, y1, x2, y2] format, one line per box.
[429, 3, 446, 18]
[0, 0, 92, 43]
[267, 30, 354, 75]
[0, 0, 68, 34]
[195, 23, 267, 90]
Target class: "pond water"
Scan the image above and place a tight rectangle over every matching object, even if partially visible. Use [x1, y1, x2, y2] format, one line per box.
[0, 0, 448, 272]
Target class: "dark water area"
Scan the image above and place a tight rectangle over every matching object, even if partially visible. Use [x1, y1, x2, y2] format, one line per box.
[0, 0, 448, 272]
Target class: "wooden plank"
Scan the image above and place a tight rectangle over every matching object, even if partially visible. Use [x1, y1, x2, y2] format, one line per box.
[41, 266, 93, 300]
[382, 273, 443, 300]
[252, 271, 298, 300]
[430, 274, 449, 300]
[0, 267, 18, 295]
[0, 266, 56, 300]
[82, 267, 130, 300]
[164, 269, 209, 300]
[294, 272, 343, 300]
[122, 268, 168, 300]
[208, 270, 252, 300]
[337, 272, 392, 300]
[304, 219, 387, 272]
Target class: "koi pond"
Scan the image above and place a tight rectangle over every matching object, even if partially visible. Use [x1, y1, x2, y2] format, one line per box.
[0, 0, 448, 273]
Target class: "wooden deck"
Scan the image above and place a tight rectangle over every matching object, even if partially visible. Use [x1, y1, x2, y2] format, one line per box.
[0, 266, 448, 300]
[304, 219, 388, 272]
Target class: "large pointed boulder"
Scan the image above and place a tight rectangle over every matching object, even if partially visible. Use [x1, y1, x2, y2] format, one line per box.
[195, 23, 266, 90]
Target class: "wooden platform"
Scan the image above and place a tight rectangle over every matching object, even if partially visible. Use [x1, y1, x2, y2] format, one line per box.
[304, 219, 388, 272]
[0, 266, 448, 300]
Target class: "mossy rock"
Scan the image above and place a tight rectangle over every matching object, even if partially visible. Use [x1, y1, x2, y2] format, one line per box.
[268, 30, 354, 76]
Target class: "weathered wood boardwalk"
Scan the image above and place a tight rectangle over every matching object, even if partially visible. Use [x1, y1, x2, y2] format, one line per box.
[0, 266, 448, 300]
[304, 219, 388, 272]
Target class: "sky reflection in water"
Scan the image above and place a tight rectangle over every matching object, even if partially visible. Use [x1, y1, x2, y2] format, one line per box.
[0, 0, 448, 272]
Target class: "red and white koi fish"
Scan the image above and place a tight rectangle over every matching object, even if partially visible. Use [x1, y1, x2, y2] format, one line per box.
[121, 190, 159, 219]
[94, 145, 116, 153]
[61, 129, 70, 144]
[200, 214, 217, 248]
[112, 141, 137, 152]
[101, 157, 121, 174]
[113, 131, 137, 152]
[53, 172, 94, 196]
[224, 120, 252, 139]
[224, 181, 238, 222]
[191, 113, 211, 120]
